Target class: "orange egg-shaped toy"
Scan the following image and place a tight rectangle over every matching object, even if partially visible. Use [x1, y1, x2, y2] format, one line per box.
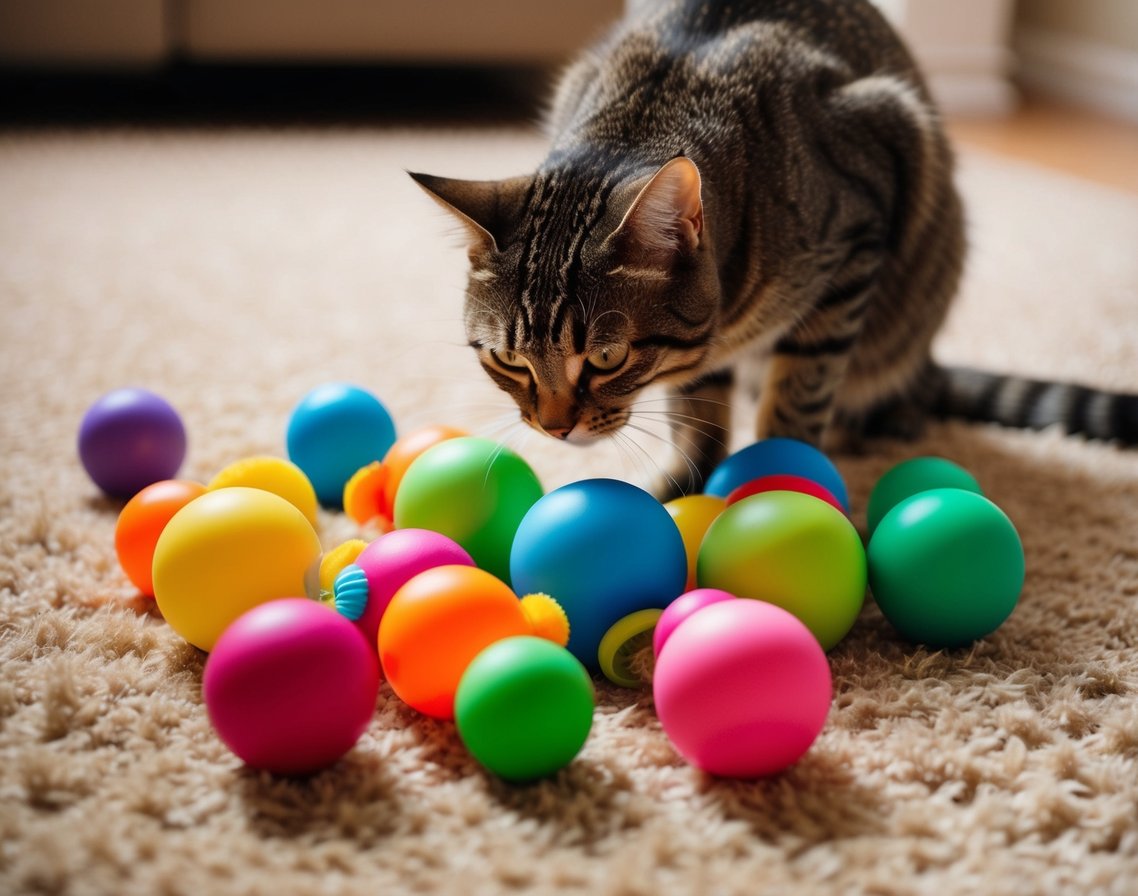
[115, 479, 207, 596]
[378, 565, 530, 720]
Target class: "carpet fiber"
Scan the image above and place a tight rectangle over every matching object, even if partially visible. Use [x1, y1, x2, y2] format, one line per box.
[1, 123, 1137, 895]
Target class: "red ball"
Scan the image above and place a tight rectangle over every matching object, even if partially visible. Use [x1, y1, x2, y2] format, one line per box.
[724, 474, 847, 515]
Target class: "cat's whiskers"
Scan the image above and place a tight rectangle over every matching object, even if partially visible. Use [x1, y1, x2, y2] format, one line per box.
[626, 409, 729, 452]
[621, 420, 702, 495]
[610, 429, 687, 499]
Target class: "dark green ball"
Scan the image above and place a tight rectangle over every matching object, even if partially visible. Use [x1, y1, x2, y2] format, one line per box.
[455, 636, 594, 782]
[868, 488, 1024, 647]
[866, 457, 982, 536]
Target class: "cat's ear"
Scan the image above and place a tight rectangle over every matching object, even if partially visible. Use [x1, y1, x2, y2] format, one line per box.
[409, 172, 531, 260]
[608, 156, 704, 270]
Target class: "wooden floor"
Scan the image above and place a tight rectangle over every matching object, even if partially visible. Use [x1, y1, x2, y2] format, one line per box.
[948, 94, 1138, 196]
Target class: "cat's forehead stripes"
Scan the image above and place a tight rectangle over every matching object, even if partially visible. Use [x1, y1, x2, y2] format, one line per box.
[514, 158, 627, 346]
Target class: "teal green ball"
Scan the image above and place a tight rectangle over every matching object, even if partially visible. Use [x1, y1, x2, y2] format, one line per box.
[868, 488, 1024, 647]
[393, 437, 543, 584]
[455, 636, 595, 782]
[866, 457, 982, 535]
[697, 490, 866, 651]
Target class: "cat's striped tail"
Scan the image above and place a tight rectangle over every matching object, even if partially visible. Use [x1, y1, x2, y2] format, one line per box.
[931, 365, 1138, 445]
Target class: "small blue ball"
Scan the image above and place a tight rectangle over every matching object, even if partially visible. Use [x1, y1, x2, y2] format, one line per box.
[704, 438, 849, 512]
[286, 383, 396, 508]
[509, 478, 687, 668]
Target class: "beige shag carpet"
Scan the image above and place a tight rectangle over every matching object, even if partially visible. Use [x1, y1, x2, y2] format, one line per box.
[2, 121, 1137, 896]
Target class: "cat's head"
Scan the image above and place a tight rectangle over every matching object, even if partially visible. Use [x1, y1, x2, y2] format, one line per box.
[410, 156, 719, 443]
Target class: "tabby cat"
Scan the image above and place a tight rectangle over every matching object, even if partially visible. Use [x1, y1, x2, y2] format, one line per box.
[412, 0, 1137, 498]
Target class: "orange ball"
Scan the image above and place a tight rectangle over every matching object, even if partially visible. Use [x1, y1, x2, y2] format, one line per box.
[378, 565, 530, 720]
[344, 424, 467, 527]
[114, 479, 207, 595]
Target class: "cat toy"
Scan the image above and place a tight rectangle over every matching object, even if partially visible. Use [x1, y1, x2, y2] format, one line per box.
[393, 435, 544, 584]
[377, 563, 568, 720]
[510, 477, 689, 676]
[653, 596, 833, 779]
[204, 598, 380, 775]
[286, 382, 396, 508]
[79, 387, 186, 497]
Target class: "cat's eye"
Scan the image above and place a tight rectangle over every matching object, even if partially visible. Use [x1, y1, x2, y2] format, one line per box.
[490, 348, 530, 371]
[587, 343, 629, 372]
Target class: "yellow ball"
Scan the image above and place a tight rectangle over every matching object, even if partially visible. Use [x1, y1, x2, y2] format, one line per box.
[153, 487, 322, 651]
[664, 494, 727, 591]
[208, 455, 319, 528]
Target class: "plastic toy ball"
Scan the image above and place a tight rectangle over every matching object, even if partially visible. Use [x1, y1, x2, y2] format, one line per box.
[725, 474, 846, 516]
[378, 564, 556, 719]
[455, 636, 594, 782]
[114, 479, 207, 596]
[866, 457, 983, 535]
[203, 598, 380, 775]
[152, 487, 322, 651]
[653, 598, 832, 778]
[664, 494, 726, 591]
[343, 424, 468, 529]
[653, 588, 736, 658]
[350, 528, 475, 648]
[78, 388, 186, 497]
[286, 383, 396, 509]
[868, 488, 1024, 647]
[703, 438, 850, 513]
[698, 491, 866, 651]
[394, 437, 543, 584]
[208, 455, 319, 528]
[511, 478, 687, 668]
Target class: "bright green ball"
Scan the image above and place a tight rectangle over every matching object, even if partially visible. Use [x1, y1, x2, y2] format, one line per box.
[866, 457, 982, 535]
[868, 488, 1024, 647]
[455, 636, 595, 782]
[697, 490, 866, 650]
[393, 437, 543, 584]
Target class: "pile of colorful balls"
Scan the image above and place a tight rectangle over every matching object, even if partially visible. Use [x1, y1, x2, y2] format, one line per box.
[79, 382, 1025, 781]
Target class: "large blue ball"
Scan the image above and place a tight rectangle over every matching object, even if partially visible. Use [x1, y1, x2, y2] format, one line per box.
[510, 479, 687, 668]
[704, 438, 849, 512]
[286, 383, 396, 508]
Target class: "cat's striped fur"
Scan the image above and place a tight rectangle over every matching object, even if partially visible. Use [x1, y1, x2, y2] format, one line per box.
[412, 0, 1137, 497]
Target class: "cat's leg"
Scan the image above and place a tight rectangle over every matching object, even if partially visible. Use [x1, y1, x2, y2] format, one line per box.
[756, 281, 876, 446]
[651, 369, 733, 501]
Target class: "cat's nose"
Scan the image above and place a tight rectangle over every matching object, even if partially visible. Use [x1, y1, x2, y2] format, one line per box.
[543, 424, 573, 440]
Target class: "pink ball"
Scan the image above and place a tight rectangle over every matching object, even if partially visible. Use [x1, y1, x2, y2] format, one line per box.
[653, 598, 831, 778]
[352, 529, 475, 649]
[653, 588, 736, 657]
[203, 598, 379, 775]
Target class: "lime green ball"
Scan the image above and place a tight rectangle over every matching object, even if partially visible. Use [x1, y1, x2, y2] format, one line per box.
[455, 636, 595, 782]
[697, 491, 866, 650]
[868, 488, 1024, 647]
[867, 457, 982, 535]
[393, 437, 543, 584]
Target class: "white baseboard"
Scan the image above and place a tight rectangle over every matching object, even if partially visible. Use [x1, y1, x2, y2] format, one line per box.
[1015, 27, 1138, 124]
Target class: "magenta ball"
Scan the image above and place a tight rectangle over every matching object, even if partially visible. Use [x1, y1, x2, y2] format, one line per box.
[653, 599, 832, 778]
[78, 388, 186, 497]
[203, 598, 380, 775]
[352, 529, 475, 649]
[653, 588, 736, 658]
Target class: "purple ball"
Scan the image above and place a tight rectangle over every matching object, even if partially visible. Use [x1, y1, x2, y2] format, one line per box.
[78, 388, 186, 498]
